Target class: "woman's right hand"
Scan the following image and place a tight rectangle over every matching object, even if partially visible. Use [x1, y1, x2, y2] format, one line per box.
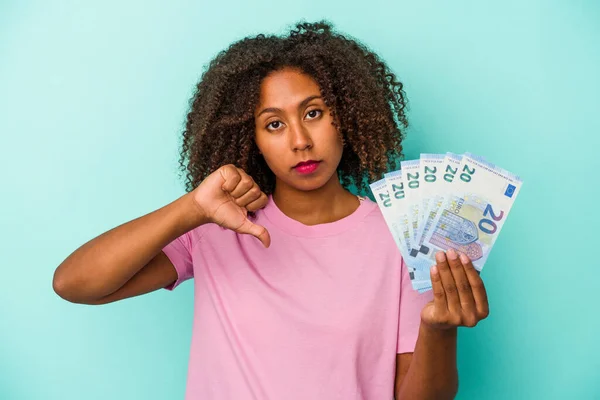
[190, 164, 271, 248]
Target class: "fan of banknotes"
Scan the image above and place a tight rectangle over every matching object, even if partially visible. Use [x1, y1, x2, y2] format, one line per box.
[369, 152, 523, 293]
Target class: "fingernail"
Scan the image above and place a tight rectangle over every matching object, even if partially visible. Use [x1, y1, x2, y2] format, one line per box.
[459, 252, 470, 264]
[447, 248, 457, 260]
[435, 252, 445, 262]
[431, 265, 438, 275]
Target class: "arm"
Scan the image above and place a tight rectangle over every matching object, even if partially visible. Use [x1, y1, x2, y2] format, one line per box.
[85, 251, 178, 305]
[394, 249, 489, 399]
[394, 328, 458, 400]
[52, 192, 206, 304]
[53, 165, 270, 305]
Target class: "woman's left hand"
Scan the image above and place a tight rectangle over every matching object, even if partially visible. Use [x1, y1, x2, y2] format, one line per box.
[420, 248, 490, 330]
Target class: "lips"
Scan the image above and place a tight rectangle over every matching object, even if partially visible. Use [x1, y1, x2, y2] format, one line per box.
[294, 160, 319, 168]
[293, 160, 321, 174]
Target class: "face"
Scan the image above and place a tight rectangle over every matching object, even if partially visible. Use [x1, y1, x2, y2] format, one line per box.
[254, 67, 343, 193]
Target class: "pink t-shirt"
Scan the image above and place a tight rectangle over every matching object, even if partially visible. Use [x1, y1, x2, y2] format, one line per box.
[162, 195, 433, 399]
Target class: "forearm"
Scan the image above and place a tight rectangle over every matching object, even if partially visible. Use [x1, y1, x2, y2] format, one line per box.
[396, 323, 458, 400]
[53, 192, 205, 301]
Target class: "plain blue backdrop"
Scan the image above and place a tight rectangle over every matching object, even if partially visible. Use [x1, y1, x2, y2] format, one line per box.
[1, 0, 599, 399]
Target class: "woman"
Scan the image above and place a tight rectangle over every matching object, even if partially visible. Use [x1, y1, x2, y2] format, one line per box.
[53, 21, 489, 399]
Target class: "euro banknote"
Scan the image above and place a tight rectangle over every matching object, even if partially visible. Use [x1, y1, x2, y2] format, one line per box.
[383, 170, 413, 256]
[413, 153, 462, 254]
[370, 178, 432, 293]
[399, 160, 421, 242]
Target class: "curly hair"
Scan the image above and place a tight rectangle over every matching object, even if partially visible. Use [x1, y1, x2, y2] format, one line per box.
[178, 20, 409, 196]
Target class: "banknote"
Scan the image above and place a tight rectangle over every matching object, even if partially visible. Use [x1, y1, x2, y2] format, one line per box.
[369, 178, 432, 291]
[399, 160, 421, 242]
[415, 154, 446, 245]
[369, 178, 409, 258]
[412, 153, 462, 256]
[383, 170, 413, 259]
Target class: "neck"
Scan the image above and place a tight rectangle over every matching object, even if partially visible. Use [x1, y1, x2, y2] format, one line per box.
[272, 173, 360, 226]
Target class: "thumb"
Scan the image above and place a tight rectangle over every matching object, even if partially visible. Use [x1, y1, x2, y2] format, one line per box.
[236, 218, 271, 248]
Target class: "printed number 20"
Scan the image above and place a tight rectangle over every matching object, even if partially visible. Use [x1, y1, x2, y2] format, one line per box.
[478, 204, 504, 234]
[460, 164, 476, 182]
[444, 165, 458, 182]
[407, 172, 419, 189]
[424, 166, 437, 183]
[392, 183, 405, 199]
[379, 193, 392, 208]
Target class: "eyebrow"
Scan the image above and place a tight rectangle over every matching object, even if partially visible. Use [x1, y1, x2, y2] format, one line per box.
[256, 95, 322, 118]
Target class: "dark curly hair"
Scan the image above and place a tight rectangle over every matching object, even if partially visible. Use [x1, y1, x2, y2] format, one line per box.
[178, 20, 409, 196]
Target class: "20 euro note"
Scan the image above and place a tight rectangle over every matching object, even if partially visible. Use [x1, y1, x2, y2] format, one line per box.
[416, 153, 523, 272]
[369, 178, 432, 292]
[414, 153, 446, 248]
[411, 153, 462, 259]
[369, 178, 410, 259]
[399, 159, 421, 242]
[383, 170, 413, 257]
[417, 154, 445, 229]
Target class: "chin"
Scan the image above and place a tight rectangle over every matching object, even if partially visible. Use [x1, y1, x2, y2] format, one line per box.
[286, 172, 338, 192]
[292, 181, 328, 192]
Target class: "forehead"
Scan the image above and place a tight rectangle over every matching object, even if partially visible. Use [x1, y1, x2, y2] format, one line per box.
[257, 68, 321, 107]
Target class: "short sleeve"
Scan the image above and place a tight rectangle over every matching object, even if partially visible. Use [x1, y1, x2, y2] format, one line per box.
[397, 258, 434, 353]
[162, 230, 196, 291]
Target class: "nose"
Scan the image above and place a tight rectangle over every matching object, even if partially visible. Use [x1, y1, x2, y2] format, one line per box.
[289, 122, 313, 152]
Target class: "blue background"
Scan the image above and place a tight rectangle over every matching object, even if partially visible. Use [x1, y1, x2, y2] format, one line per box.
[2, 1, 599, 398]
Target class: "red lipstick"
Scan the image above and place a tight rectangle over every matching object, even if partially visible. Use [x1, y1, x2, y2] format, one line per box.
[293, 160, 321, 175]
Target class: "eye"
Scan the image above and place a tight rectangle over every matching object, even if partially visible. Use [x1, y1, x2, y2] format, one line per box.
[266, 120, 283, 131]
[305, 109, 322, 120]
